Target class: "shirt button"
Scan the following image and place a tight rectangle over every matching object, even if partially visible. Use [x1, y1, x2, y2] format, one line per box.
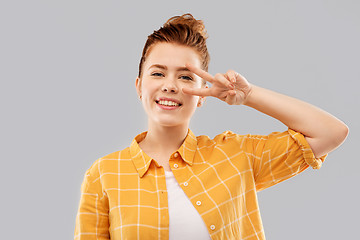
[210, 225, 216, 230]
[173, 164, 178, 169]
[183, 182, 188, 186]
[196, 200, 201, 206]
[174, 152, 179, 158]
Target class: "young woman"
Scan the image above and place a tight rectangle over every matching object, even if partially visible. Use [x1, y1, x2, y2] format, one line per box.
[74, 13, 348, 240]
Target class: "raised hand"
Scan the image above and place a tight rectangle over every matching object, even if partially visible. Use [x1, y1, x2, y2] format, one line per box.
[182, 63, 252, 105]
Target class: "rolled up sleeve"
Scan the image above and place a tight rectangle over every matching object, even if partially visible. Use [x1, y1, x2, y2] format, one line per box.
[252, 129, 327, 192]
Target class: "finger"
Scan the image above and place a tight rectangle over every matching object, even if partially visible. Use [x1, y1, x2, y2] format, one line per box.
[214, 73, 235, 89]
[185, 63, 215, 83]
[225, 69, 237, 84]
[225, 90, 237, 105]
[234, 71, 248, 84]
[182, 87, 212, 97]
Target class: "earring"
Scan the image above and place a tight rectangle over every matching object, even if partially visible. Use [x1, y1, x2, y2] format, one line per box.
[197, 97, 205, 107]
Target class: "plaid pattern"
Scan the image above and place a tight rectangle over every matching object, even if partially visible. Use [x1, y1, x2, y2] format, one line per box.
[74, 129, 326, 240]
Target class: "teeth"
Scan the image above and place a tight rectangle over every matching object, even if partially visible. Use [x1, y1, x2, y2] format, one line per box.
[158, 100, 180, 106]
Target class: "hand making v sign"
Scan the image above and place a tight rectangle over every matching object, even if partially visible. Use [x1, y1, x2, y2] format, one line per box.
[182, 63, 253, 105]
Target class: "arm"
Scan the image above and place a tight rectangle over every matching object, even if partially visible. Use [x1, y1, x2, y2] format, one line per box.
[74, 162, 110, 240]
[243, 85, 348, 157]
[182, 63, 349, 158]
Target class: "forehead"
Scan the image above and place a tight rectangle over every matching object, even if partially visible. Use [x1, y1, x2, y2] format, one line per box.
[144, 43, 201, 70]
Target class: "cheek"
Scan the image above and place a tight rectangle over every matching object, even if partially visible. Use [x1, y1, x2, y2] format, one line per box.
[141, 81, 157, 97]
[186, 95, 200, 106]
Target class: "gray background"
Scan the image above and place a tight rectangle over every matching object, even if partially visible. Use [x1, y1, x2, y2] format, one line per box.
[1, 0, 359, 239]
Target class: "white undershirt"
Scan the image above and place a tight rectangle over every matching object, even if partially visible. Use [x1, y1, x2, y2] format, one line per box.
[165, 170, 211, 240]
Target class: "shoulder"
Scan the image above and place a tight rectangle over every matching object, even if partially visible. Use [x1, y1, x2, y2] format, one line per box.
[196, 130, 269, 146]
[195, 130, 291, 155]
[85, 147, 132, 177]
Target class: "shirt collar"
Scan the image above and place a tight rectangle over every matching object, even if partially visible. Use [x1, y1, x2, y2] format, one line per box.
[130, 129, 198, 178]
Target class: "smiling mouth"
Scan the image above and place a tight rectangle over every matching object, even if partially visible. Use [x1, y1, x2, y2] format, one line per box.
[155, 100, 182, 107]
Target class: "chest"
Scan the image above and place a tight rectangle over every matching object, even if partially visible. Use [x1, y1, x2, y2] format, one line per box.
[156, 158, 172, 171]
[146, 152, 173, 171]
[102, 153, 258, 239]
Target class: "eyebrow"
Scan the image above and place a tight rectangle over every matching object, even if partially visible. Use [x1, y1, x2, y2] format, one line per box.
[148, 64, 190, 72]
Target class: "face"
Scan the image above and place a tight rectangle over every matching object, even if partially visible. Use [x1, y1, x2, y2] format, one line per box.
[136, 42, 205, 128]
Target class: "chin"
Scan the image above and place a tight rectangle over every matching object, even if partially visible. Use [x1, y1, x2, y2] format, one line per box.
[158, 120, 185, 128]
[153, 117, 189, 128]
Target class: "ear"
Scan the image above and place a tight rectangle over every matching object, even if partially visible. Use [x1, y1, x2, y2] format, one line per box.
[135, 77, 142, 98]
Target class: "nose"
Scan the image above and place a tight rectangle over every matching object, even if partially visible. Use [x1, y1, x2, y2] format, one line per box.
[161, 78, 178, 93]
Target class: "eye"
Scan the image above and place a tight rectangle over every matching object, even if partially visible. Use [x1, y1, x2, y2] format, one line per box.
[180, 75, 193, 81]
[151, 72, 164, 77]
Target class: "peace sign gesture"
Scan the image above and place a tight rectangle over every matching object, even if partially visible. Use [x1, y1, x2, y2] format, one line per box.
[182, 63, 253, 105]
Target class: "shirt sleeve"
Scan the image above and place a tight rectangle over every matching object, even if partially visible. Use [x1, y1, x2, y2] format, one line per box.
[251, 129, 327, 192]
[74, 159, 110, 240]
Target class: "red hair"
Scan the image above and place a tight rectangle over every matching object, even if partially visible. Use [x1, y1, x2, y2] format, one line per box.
[138, 13, 210, 84]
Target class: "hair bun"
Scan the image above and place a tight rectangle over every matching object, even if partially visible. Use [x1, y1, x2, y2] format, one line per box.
[164, 13, 208, 40]
[138, 13, 210, 78]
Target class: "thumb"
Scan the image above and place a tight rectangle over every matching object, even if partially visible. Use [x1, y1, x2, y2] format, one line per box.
[225, 90, 237, 105]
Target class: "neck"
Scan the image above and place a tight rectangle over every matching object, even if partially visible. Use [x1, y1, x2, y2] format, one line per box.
[141, 122, 189, 153]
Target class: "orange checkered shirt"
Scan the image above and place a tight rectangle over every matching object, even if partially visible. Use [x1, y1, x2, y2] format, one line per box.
[74, 128, 326, 240]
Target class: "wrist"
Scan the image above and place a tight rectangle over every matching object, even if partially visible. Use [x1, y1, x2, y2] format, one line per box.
[243, 84, 255, 106]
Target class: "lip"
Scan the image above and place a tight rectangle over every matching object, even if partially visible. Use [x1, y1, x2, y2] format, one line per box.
[155, 97, 182, 105]
[155, 97, 182, 110]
